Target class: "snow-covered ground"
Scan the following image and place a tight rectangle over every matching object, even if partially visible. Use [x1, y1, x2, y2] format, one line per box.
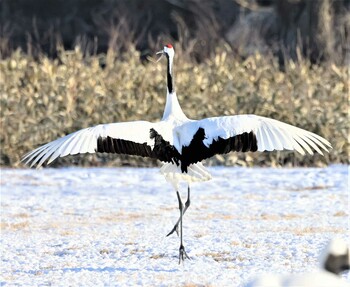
[1, 166, 349, 286]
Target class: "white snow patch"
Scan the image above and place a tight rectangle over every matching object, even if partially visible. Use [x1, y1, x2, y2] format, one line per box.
[1, 165, 349, 286]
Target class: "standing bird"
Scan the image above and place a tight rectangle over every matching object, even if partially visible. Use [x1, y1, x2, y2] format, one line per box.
[23, 44, 332, 263]
[246, 238, 350, 287]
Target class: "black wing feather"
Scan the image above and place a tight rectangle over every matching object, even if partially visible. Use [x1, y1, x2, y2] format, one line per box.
[97, 127, 258, 173]
[180, 128, 258, 172]
[96, 128, 181, 165]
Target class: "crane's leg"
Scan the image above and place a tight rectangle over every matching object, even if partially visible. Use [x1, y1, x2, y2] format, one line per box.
[176, 190, 190, 263]
[167, 185, 191, 237]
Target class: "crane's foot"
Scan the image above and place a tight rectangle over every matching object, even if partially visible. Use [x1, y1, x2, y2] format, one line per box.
[178, 244, 190, 264]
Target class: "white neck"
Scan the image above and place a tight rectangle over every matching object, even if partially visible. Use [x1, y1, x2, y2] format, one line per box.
[162, 91, 188, 121]
[161, 47, 187, 121]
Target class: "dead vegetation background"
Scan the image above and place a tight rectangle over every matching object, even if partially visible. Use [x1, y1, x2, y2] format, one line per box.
[0, 0, 349, 167]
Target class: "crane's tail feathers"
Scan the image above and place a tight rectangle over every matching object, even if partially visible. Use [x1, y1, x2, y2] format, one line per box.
[160, 162, 212, 189]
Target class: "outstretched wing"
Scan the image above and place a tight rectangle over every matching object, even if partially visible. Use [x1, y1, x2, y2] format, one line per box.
[22, 121, 180, 168]
[176, 114, 332, 170]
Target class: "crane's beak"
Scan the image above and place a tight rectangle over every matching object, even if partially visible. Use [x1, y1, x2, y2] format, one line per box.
[155, 50, 164, 62]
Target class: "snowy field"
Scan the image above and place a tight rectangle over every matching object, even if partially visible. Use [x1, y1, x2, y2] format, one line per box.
[1, 165, 349, 286]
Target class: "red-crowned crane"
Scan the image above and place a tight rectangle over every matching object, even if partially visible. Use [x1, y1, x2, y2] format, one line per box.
[22, 44, 332, 263]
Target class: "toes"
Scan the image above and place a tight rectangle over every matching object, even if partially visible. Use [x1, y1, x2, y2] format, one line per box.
[178, 245, 190, 264]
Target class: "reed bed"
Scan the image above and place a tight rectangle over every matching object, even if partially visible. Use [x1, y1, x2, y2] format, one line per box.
[0, 45, 348, 167]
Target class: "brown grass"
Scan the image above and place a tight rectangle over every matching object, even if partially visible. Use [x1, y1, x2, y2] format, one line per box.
[1, 221, 30, 231]
[287, 185, 334, 192]
[13, 213, 30, 218]
[202, 251, 232, 262]
[0, 45, 348, 168]
[276, 226, 344, 236]
[149, 253, 167, 260]
[333, 211, 348, 217]
[182, 284, 213, 287]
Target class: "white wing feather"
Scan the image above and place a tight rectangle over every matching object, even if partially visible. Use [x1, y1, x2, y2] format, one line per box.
[23, 121, 165, 168]
[23, 114, 331, 169]
[177, 115, 331, 154]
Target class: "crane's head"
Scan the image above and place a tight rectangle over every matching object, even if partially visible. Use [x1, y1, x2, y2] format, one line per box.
[156, 44, 174, 62]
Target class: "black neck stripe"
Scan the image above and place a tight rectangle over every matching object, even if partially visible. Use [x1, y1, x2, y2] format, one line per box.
[166, 54, 174, 93]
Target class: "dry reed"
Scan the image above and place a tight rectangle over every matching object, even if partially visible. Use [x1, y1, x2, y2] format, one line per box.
[0, 44, 348, 167]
